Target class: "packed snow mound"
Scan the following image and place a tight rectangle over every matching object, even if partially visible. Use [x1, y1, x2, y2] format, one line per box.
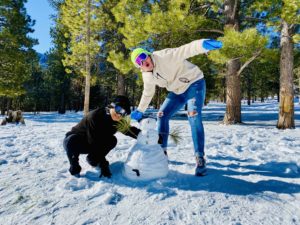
[123, 118, 168, 181]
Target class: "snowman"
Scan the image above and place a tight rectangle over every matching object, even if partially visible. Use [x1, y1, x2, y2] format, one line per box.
[123, 118, 168, 181]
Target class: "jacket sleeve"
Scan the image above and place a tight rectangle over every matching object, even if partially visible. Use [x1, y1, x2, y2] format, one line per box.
[137, 72, 156, 112]
[155, 39, 209, 61]
[86, 115, 98, 147]
[85, 110, 103, 149]
[122, 126, 141, 139]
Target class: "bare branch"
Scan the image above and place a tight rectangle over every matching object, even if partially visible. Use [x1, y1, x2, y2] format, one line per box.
[189, 4, 211, 14]
[242, 16, 268, 22]
[187, 0, 196, 16]
[203, 7, 210, 16]
[195, 29, 224, 35]
[237, 50, 262, 76]
[162, 28, 224, 37]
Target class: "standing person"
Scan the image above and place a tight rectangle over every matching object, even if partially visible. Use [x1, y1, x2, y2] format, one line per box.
[63, 96, 140, 178]
[130, 39, 222, 176]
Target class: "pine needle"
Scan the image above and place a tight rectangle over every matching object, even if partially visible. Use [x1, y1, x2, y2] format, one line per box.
[115, 116, 138, 138]
[169, 127, 183, 145]
[116, 118, 183, 144]
[115, 116, 132, 133]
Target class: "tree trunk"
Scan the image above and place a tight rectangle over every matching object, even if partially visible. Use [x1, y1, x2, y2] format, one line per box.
[58, 93, 66, 114]
[0, 97, 6, 115]
[247, 85, 251, 105]
[277, 20, 295, 129]
[83, 0, 91, 116]
[223, 0, 241, 124]
[117, 74, 126, 95]
[260, 79, 264, 102]
[223, 58, 242, 124]
[246, 72, 251, 106]
[6, 98, 12, 112]
[131, 76, 136, 109]
[222, 77, 226, 103]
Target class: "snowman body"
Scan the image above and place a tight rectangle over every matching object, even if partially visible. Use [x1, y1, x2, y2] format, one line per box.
[123, 118, 168, 181]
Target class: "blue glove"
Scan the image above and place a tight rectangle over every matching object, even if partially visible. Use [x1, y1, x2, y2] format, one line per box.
[131, 110, 143, 121]
[202, 39, 223, 51]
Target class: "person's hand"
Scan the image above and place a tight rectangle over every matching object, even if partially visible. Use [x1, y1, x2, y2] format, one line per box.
[131, 110, 143, 121]
[202, 39, 223, 51]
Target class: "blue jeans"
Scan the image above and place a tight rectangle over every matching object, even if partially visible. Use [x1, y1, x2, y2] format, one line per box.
[157, 78, 206, 157]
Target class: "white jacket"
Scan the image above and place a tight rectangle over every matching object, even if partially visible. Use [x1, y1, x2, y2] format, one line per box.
[137, 39, 209, 112]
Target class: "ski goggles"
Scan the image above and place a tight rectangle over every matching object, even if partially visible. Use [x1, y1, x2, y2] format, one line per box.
[135, 53, 148, 67]
[111, 103, 128, 117]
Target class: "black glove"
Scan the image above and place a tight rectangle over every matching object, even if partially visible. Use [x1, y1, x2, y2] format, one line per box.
[69, 164, 81, 176]
[99, 161, 112, 178]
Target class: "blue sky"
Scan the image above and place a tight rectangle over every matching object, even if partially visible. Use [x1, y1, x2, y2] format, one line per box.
[25, 0, 55, 53]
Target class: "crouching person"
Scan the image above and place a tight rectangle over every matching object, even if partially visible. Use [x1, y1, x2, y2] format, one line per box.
[63, 96, 140, 178]
[1, 110, 25, 125]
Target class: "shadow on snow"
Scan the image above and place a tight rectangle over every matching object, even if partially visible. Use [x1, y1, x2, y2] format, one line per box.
[82, 160, 300, 199]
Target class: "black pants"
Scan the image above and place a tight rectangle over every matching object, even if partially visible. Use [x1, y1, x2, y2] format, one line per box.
[63, 134, 117, 167]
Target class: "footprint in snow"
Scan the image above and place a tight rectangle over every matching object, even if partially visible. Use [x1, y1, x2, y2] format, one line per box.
[63, 177, 93, 191]
[103, 192, 123, 205]
[0, 159, 8, 165]
[5, 142, 14, 147]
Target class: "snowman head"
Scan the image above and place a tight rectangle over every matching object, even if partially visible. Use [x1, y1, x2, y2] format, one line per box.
[140, 118, 156, 130]
[137, 118, 158, 145]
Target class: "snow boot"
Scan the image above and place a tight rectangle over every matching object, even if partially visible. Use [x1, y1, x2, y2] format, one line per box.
[195, 156, 206, 176]
[69, 163, 81, 176]
[68, 154, 81, 176]
[99, 160, 112, 178]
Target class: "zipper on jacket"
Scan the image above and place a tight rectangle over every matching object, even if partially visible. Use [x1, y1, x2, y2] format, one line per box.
[154, 72, 168, 86]
[156, 73, 168, 83]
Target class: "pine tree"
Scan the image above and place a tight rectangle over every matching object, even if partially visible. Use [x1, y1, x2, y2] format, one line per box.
[241, 49, 280, 105]
[48, 1, 72, 114]
[60, 0, 101, 115]
[98, 0, 133, 95]
[204, 0, 268, 124]
[111, 0, 222, 106]
[0, 0, 37, 112]
[252, 0, 300, 129]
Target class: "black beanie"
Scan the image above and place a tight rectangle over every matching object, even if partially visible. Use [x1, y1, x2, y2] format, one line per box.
[113, 95, 131, 115]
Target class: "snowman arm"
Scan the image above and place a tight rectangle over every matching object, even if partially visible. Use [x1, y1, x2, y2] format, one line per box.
[122, 126, 141, 139]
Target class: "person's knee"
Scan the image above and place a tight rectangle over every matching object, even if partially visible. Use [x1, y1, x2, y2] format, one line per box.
[157, 111, 164, 118]
[188, 110, 198, 117]
[63, 136, 71, 152]
[157, 110, 171, 121]
[111, 136, 117, 148]
[63, 134, 80, 153]
[103, 136, 117, 151]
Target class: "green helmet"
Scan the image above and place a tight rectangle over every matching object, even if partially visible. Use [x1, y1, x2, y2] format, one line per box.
[131, 48, 151, 66]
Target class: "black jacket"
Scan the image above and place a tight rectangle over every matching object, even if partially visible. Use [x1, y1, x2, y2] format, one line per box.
[66, 108, 140, 149]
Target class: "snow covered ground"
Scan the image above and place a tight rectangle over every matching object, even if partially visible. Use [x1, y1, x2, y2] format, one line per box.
[0, 101, 300, 225]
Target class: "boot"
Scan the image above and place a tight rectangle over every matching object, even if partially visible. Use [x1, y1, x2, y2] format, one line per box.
[195, 156, 206, 176]
[99, 160, 112, 178]
[68, 155, 81, 176]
